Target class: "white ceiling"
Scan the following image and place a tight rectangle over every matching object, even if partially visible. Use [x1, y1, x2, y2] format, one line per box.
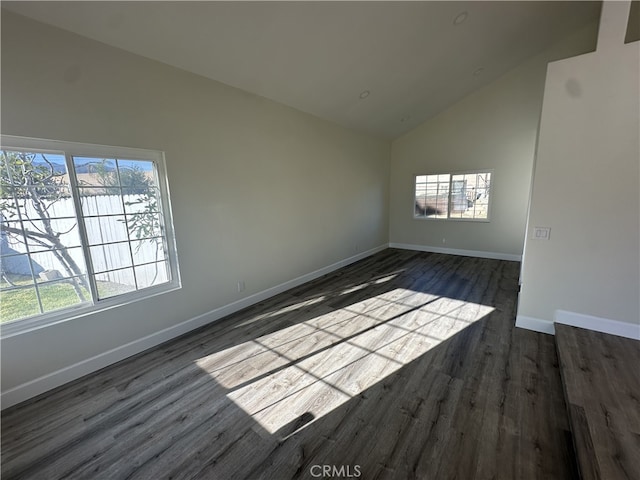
[2, 1, 601, 139]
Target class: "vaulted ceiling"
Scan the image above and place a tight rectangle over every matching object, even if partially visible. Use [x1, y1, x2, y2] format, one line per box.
[2, 1, 602, 139]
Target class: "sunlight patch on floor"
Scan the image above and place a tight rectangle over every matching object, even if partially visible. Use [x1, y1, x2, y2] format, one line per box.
[195, 289, 494, 434]
[232, 295, 328, 328]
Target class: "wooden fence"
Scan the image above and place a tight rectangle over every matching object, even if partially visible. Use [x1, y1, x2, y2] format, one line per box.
[1, 195, 166, 289]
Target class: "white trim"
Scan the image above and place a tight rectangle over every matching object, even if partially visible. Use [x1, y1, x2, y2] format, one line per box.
[389, 242, 521, 262]
[555, 310, 640, 340]
[1, 134, 165, 161]
[0, 244, 388, 409]
[516, 315, 555, 335]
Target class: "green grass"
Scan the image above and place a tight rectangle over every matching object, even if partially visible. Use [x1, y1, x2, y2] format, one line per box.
[0, 281, 88, 323]
[1, 277, 133, 323]
[0, 287, 41, 321]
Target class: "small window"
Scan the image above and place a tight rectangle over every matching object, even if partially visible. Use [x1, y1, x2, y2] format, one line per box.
[414, 171, 492, 221]
[1, 136, 180, 333]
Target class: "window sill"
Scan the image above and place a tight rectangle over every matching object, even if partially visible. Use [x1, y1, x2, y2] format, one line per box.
[0, 281, 181, 339]
[413, 216, 491, 223]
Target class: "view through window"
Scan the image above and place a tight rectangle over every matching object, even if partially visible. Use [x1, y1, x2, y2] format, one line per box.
[0, 137, 179, 327]
[414, 172, 492, 220]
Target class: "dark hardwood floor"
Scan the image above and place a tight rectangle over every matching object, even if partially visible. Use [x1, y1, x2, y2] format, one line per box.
[1, 249, 575, 479]
[555, 324, 640, 480]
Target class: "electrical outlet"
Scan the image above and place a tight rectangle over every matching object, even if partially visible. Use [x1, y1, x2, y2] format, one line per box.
[237, 280, 245, 292]
[533, 227, 551, 240]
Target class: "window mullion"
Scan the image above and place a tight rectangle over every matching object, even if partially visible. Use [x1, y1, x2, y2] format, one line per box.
[152, 162, 170, 264]
[116, 160, 140, 291]
[65, 153, 99, 304]
[447, 177, 453, 219]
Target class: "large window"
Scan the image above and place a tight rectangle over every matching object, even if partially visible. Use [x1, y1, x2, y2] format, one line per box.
[414, 171, 492, 221]
[0, 136, 180, 332]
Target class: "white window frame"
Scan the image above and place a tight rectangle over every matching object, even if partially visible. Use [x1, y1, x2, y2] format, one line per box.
[413, 169, 494, 222]
[0, 135, 181, 338]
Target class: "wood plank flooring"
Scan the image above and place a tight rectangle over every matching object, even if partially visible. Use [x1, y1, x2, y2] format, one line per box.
[555, 324, 640, 480]
[1, 249, 575, 479]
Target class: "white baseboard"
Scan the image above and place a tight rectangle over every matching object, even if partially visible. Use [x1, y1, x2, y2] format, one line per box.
[389, 242, 522, 262]
[555, 310, 640, 340]
[515, 315, 555, 335]
[1, 244, 388, 409]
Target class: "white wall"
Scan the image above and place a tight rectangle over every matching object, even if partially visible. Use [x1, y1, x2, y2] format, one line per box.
[0, 12, 390, 401]
[517, 2, 640, 335]
[388, 24, 598, 260]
